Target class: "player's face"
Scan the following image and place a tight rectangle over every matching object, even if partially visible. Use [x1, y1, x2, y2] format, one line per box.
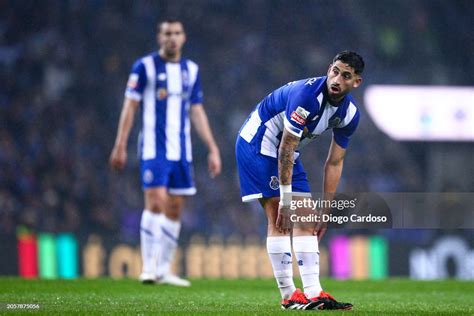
[326, 61, 362, 103]
[158, 22, 186, 58]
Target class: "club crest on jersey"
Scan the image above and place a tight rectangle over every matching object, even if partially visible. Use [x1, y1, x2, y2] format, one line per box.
[157, 88, 168, 100]
[328, 117, 342, 128]
[127, 74, 139, 89]
[269, 176, 280, 190]
[290, 106, 309, 125]
[143, 169, 154, 184]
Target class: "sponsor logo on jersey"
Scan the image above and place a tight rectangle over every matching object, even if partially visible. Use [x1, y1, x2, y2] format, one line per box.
[269, 176, 280, 190]
[181, 70, 189, 86]
[305, 77, 318, 85]
[127, 74, 139, 89]
[290, 106, 310, 125]
[157, 73, 167, 81]
[157, 88, 168, 100]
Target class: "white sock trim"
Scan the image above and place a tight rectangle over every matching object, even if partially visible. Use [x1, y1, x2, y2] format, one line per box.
[293, 235, 319, 253]
[267, 236, 292, 253]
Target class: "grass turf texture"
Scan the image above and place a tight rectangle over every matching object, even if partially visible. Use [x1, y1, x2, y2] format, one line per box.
[0, 278, 473, 315]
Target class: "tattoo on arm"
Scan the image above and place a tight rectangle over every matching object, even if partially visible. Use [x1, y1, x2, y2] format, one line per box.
[278, 129, 300, 185]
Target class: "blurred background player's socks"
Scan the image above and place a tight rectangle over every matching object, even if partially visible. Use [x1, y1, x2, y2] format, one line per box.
[293, 235, 322, 298]
[140, 209, 159, 276]
[156, 214, 181, 277]
[267, 236, 296, 299]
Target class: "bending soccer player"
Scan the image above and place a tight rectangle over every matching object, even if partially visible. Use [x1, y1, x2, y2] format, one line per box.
[236, 51, 364, 310]
[110, 19, 221, 286]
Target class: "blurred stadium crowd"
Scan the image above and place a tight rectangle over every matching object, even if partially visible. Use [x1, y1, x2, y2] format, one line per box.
[1, 1, 473, 239]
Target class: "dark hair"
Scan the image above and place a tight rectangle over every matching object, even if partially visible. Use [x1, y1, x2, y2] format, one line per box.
[333, 51, 365, 75]
[157, 19, 184, 33]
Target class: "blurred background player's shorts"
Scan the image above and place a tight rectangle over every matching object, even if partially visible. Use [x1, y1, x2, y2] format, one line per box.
[140, 158, 196, 195]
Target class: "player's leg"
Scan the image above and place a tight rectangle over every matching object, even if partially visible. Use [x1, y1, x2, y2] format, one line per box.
[295, 218, 352, 310]
[154, 160, 195, 286]
[236, 137, 320, 310]
[139, 159, 170, 283]
[260, 197, 296, 299]
[290, 161, 323, 299]
[291, 161, 352, 310]
[155, 194, 185, 279]
[140, 187, 167, 283]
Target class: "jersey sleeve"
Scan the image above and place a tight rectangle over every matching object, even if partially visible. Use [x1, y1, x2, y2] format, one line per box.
[333, 109, 360, 148]
[190, 70, 204, 105]
[284, 87, 320, 138]
[124, 60, 147, 101]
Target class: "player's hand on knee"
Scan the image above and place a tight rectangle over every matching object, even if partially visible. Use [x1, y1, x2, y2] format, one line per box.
[276, 203, 294, 234]
[313, 207, 328, 241]
[313, 220, 327, 241]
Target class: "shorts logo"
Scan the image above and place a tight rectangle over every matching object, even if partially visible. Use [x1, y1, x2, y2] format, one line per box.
[127, 74, 138, 89]
[157, 88, 168, 100]
[269, 176, 279, 190]
[290, 106, 310, 125]
[143, 169, 154, 184]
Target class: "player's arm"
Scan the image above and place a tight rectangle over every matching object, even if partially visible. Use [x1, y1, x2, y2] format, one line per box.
[314, 138, 347, 240]
[276, 128, 301, 233]
[109, 98, 140, 170]
[278, 128, 300, 188]
[190, 104, 221, 178]
[323, 137, 346, 193]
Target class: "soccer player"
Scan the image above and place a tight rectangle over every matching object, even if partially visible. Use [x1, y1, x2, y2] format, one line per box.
[110, 19, 221, 286]
[235, 51, 364, 310]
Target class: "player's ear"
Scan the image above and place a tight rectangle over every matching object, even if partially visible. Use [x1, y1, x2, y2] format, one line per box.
[352, 76, 362, 89]
[156, 32, 161, 46]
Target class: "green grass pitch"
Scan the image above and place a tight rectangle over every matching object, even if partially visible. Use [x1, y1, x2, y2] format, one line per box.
[0, 278, 473, 315]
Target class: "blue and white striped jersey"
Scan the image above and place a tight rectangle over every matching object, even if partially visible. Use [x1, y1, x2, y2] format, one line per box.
[125, 52, 203, 162]
[239, 76, 360, 158]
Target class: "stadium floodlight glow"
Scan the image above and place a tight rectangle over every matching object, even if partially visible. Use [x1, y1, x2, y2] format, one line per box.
[364, 85, 474, 141]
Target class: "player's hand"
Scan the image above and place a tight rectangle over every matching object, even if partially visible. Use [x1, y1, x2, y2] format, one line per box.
[313, 220, 327, 241]
[276, 203, 294, 234]
[208, 150, 221, 178]
[109, 145, 127, 171]
[313, 208, 328, 241]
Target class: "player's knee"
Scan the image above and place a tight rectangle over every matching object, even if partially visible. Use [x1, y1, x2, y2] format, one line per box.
[167, 198, 182, 211]
[293, 226, 314, 236]
[165, 201, 183, 220]
[147, 196, 166, 213]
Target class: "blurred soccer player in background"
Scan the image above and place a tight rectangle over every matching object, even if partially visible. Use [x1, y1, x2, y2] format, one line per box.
[110, 19, 221, 286]
[236, 51, 364, 310]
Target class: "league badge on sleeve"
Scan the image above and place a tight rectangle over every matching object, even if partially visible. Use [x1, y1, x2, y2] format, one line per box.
[291, 106, 310, 125]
